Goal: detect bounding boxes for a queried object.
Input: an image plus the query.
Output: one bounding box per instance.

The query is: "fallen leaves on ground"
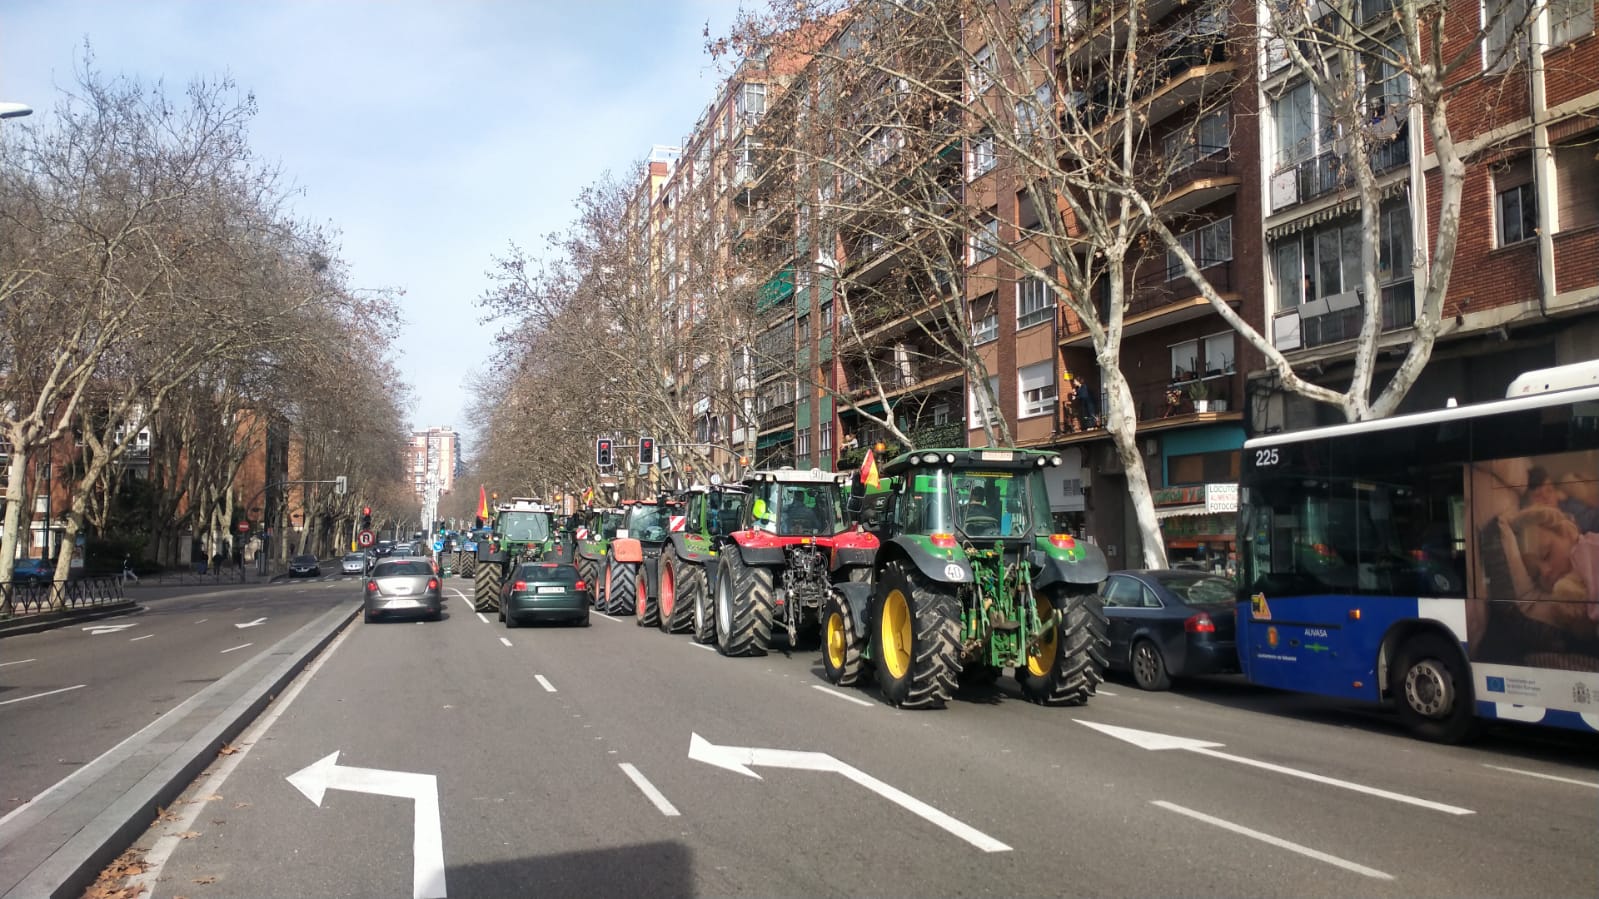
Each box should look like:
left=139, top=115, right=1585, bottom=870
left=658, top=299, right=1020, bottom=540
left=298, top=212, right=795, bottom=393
left=192, top=875, right=217, bottom=885
left=216, top=744, right=239, bottom=756
left=174, top=831, right=201, bottom=840
left=231, top=801, right=251, bottom=809
left=82, top=847, right=147, bottom=898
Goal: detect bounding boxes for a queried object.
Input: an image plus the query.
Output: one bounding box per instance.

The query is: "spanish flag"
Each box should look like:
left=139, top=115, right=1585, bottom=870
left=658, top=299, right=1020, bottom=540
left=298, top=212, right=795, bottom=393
left=477, top=485, right=490, bottom=519
left=581, top=486, right=596, bottom=506
left=860, top=449, right=880, bottom=489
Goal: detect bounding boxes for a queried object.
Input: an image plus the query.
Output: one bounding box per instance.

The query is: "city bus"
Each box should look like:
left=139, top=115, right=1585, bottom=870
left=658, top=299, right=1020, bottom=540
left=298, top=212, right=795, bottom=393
left=1238, top=361, right=1599, bottom=742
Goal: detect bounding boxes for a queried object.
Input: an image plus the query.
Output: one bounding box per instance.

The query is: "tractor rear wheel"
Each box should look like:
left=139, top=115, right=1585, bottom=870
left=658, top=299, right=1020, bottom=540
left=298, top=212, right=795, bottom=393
left=1016, top=585, right=1108, bottom=706
left=576, top=556, right=598, bottom=607
left=456, top=552, right=476, bottom=578
left=692, top=565, right=716, bottom=644
left=659, top=552, right=697, bottom=634
left=821, top=592, right=863, bottom=686
left=715, top=550, right=774, bottom=657
left=605, top=559, right=638, bottom=616
left=473, top=562, right=502, bottom=614
left=871, top=563, right=960, bottom=709
left=635, top=563, right=659, bottom=628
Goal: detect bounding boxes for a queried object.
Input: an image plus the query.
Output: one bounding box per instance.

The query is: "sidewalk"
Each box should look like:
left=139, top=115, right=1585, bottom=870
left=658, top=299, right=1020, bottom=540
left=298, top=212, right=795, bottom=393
left=0, top=599, right=359, bottom=899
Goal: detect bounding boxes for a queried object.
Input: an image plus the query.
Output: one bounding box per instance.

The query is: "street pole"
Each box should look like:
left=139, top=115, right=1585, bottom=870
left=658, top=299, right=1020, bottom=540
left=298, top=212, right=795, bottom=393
left=42, top=460, right=51, bottom=563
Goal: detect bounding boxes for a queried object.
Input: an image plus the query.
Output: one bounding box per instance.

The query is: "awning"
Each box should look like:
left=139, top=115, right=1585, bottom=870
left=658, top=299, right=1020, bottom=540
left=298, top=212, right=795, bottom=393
left=756, top=266, right=795, bottom=312
left=1155, top=504, right=1210, bottom=520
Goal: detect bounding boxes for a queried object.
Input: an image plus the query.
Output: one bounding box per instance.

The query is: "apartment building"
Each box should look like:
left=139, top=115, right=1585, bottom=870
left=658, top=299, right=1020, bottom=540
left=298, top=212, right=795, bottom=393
left=407, top=426, right=461, bottom=501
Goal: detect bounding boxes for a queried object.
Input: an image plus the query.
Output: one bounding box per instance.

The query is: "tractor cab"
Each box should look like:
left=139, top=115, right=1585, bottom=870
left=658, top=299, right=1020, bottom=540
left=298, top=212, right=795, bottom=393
left=744, top=469, right=846, bottom=537
left=616, top=498, right=681, bottom=544
left=494, top=499, right=556, bottom=546
left=679, top=483, right=749, bottom=542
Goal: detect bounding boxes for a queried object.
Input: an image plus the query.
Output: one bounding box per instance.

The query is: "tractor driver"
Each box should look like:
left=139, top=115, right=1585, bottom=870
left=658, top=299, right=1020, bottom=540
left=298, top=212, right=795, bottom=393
left=783, top=489, right=820, bottom=534
left=959, top=483, right=1001, bottom=537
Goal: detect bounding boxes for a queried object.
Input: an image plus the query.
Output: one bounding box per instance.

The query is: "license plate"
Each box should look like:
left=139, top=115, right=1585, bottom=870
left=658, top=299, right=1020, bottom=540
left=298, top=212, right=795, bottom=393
left=537, top=586, right=564, bottom=594
left=390, top=585, right=412, bottom=594
left=384, top=599, right=420, bottom=609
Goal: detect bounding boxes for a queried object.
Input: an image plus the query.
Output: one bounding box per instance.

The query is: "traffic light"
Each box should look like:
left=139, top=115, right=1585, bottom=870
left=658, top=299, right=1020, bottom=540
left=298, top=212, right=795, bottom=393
left=335, top=475, right=347, bottom=495
left=638, top=436, right=655, bottom=466
left=361, top=506, right=372, bottom=530
left=596, top=438, right=614, bottom=468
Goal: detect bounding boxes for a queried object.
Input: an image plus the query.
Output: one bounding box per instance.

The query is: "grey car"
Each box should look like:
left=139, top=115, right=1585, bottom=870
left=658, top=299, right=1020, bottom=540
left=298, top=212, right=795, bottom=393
left=340, top=553, right=367, bottom=575
left=364, top=559, right=443, bottom=623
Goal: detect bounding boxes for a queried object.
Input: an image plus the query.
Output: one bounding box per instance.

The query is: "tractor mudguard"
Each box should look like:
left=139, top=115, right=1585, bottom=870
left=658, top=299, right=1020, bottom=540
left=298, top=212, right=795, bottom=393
left=611, top=538, right=644, bottom=564
left=669, top=532, right=718, bottom=565
left=1029, top=543, right=1110, bottom=590
left=833, top=581, right=872, bottom=634
left=727, top=533, right=784, bottom=567
left=477, top=546, right=508, bottom=564
left=887, top=536, right=973, bottom=585
left=829, top=541, right=878, bottom=574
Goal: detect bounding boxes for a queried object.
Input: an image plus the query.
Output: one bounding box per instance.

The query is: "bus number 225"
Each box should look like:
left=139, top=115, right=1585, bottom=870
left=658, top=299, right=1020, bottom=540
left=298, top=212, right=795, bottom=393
left=1254, top=448, right=1280, bottom=467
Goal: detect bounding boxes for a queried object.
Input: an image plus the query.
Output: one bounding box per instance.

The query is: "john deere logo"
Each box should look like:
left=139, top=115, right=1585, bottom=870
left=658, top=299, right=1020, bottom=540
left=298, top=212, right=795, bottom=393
left=1266, top=626, right=1279, bottom=649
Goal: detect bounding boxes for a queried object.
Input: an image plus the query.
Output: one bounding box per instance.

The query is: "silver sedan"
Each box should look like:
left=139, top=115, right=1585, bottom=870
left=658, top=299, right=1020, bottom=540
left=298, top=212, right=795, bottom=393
left=363, top=559, right=443, bottom=623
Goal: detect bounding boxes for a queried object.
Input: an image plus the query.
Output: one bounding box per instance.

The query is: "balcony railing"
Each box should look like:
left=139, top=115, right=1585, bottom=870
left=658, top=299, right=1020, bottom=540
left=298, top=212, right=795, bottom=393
left=1272, top=280, right=1416, bottom=351
left=1105, top=258, right=1236, bottom=320
left=1060, top=374, right=1238, bottom=435
left=1270, top=124, right=1410, bottom=211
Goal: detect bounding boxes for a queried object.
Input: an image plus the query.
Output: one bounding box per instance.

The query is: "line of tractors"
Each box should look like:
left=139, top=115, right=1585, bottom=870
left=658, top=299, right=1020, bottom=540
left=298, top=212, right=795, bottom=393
left=452, top=447, right=1110, bottom=709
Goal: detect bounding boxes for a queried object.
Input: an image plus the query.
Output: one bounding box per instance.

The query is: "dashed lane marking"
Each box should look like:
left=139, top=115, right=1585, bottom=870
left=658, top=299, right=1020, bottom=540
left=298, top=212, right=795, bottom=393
left=0, top=684, right=87, bottom=707
left=499, top=637, right=513, bottom=647
left=1153, top=800, right=1393, bottom=880
left=476, top=613, right=489, bottom=624
left=130, top=634, right=154, bottom=642
left=619, top=763, right=681, bottom=817
left=811, top=684, right=873, bottom=707
left=535, top=675, right=557, bottom=693
left=593, top=612, right=621, bottom=622
left=219, top=643, right=253, bottom=654
left=1482, top=763, right=1599, bottom=789
left=0, top=659, right=36, bottom=668
left=692, top=644, right=716, bottom=652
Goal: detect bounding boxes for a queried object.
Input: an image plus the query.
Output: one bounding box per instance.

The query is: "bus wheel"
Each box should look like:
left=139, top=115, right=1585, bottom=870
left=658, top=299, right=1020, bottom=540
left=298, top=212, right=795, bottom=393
left=1391, top=633, right=1481, bottom=744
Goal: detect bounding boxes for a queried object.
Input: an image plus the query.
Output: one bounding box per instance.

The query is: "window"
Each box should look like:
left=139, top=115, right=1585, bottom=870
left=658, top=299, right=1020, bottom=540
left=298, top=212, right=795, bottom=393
left=737, top=82, right=767, bottom=122
left=820, top=301, right=834, bottom=329
left=932, top=403, right=952, bottom=426
left=1551, top=0, right=1595, bottom=45
left=1163, top=111, right=1230, bottom=168
left=1023, top=0, right=1052, bottom=52
left=1554, top=138, right=1599, bottom=232
left=1483, top=0, right=1532, bottom=70
left=969, top=375, right=1001, bottom=429
left=1495, top=156, right=1537, bottom=246
left=968, top=132, right=997, bottom=179
left=1273, top=81, right=1327, bottom=168
left=1018, top=361, right=1057, bottom=419
left=1203, top=332, right=1235, bottom=376
left=1167, top=217, right=1232, bottom=279
left=1017, top=276, right=1056, bottom=329
left=971, top=215, right=1000, bottom=263
left=972, top=293, right=999, bottom=344
left=819, top=423, right=832, bottom=453
left=1168, top=450, right=1241, bottom=485
left=1171, top=340, right=1199, bottom=382
left=796, top=428, right=811, bottom=458
left=1103, top=576, right=1150, bottom=608
left=970, top=44, right=995, bottom=96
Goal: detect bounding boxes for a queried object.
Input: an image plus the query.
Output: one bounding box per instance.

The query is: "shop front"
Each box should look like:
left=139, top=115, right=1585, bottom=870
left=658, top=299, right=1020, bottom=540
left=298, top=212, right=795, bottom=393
left=1153, top=483, right=1238, bottom=575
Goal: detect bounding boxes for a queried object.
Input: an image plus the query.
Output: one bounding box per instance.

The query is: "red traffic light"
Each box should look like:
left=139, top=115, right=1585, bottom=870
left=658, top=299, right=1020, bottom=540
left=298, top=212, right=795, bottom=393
left=362, top=506, right=371, bottom=516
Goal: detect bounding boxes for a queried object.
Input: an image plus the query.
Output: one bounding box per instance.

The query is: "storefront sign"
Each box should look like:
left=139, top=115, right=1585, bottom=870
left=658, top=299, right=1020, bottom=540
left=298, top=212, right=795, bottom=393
left=1152, top=485, right=1206, bottom=507
left=1205, top=483, right=1239, bottom=513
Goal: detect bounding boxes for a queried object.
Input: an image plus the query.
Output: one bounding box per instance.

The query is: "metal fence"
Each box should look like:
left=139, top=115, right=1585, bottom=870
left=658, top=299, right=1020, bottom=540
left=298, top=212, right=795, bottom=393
left=1, top=576, right=128, bottom=618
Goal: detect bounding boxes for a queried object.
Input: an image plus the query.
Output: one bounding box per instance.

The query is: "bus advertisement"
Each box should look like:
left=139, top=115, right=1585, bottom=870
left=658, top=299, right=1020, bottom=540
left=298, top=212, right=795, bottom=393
left=1238, top=365, right=1599, bottom=742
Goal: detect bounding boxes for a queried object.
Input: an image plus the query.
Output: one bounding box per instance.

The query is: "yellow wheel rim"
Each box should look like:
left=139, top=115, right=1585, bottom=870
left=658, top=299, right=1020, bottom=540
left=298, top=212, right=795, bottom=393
left=881, top=589, right=912, bottom=679
left=826, top=611, right=847, bottom=670
left=1027, top=605, right=1059, bottom=677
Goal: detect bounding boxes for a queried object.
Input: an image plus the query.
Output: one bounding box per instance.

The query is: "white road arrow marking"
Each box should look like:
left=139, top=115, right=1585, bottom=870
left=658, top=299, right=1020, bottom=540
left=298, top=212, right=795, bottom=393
left=688, top=733, right=1011, bottom=852
left=235, top=617, right=267, bottom=629
left=82, top=623, right=137, bottom=635
left=287, top=751, right=445, bottom=898
left=1077, top=721, right=1474, bottom=815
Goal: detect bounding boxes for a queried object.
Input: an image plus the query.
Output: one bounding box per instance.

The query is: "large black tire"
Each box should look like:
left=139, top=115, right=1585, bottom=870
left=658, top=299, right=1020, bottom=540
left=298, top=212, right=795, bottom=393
left=605, top=558, right=638, bottom=616
left=1017, top=585, right=1108, bottom=706
left=692, top=565, right=716, bottom=644
left=575, top=556, right=599, bottom=606
left=456, top=552, right=476, bottom=578
left=821, top=592, right=863, bottom=686
left=658, top=551, right=697, bottom=634
left=635, top=560, right=660, bottom=628
left=715, top=550, right=774, bottom=657
left=871, top=563, right=960, bottom=708
left=473, top=562, right=503, bottom=614
left=1391, top=632, right=1482, bottom=744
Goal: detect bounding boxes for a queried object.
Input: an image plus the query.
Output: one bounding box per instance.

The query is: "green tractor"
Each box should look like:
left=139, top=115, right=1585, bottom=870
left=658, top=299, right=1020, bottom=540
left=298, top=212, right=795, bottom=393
left=572, top=507, right=623, bottom=604
left=824, top=448, right=1109, bottom=708
left=656, top=483, right=748, bottom=639
left=472, top=498, right=560, bottom=613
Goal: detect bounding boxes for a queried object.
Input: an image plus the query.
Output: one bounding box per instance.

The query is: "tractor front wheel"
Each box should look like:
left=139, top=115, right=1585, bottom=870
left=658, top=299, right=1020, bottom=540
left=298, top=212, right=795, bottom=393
left=605, top=558, right=638, bottom=616
left=821, top=592, right=863, bottom=686
left=473, top=561, right=502, bottom=614
left=871, top=564, right=960, bottom=709
left=715, top=550, right=774, bottom=657
left=635, top=563, right=659, bottom=628
left=659, top=552, right=697, bottom=634
left=456, top=552, right=476, bottom=578
left=1016, top=585, right=1108, bottom=706
left=576, top=556, right=598, bottom=607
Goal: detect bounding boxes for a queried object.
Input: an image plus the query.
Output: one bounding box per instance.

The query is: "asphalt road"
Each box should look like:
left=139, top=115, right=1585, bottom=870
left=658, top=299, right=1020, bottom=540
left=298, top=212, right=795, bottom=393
left=0, top=573, right=359, bottom=817
left=122, top=584, right=1597, bottom=898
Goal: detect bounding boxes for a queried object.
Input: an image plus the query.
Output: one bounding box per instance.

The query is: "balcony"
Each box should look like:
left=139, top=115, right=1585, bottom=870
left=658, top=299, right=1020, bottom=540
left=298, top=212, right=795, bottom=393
left=1072, top=43, right=1234, bottom=132
left=1055, top=373, right=1241, bottom=440
left=1271, top=280, right=1416, bottom=351
left=1269, top=124, right=1410, bottom=213
left=1061, top=260, right=1241, bottom=348
left=1062, top=0, right=1188, bottom=68
left=1153, top=151, right=1241, bottom=215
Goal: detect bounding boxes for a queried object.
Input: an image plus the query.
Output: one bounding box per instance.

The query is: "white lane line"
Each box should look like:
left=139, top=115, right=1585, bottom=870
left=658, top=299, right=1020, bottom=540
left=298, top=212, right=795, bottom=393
left=499, top=637, right=513, bottom=647
left=193, top=619, right=208, bottom=624
left=534, top=675, right=557, bottom=693
left=593, top=612, right=621, bottom=622
left=618, top=763, right=681, bottom=817
left=219, top=643, right=253, bottom=654
left=0, top=659, right=36, bottom=668
left=129, top=622, right=357, bottom=894
left=692, top=643, right=716, bottom=652
left=475, top=613, right=489, bottom=624
left=0, top=684, right=87, bottom=707
left=1153, top=800, right=1393, bottom=880
left=1097, top=688, right=1119, bottom=696
left=130, top=634, right=154, bottom=642
left=1483, top=763, right=1599, bottom=789
left=812, top=684, right=873, bottom=707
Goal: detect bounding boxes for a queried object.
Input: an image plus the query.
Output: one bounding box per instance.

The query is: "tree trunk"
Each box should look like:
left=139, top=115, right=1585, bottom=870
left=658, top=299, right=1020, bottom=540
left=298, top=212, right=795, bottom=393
left=1101, top=363, right=1169, bottom=570
left=0, top=444, right=31, bottom=586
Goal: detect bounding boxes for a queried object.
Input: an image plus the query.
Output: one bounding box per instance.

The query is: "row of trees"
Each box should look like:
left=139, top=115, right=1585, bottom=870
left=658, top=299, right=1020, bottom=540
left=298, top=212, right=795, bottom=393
left=1, top=57, right=412, bottom=589
left=473, top=0, right=1530, bottom=566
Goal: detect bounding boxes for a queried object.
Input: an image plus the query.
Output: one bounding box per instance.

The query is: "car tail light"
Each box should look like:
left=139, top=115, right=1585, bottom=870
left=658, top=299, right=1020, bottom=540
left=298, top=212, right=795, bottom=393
left=929, top=532, right=956, bottom=548
left=512, top=581, right=527, bottom=591
left=366, top=581, right=378, bottom=592
left=427, top=578, right=439, bottom=590
left=1185, top=613, right=1216, bottom=634
left=575, top=580, right=587, bottom=591
left=1049, top=534, right=1077, bottom=549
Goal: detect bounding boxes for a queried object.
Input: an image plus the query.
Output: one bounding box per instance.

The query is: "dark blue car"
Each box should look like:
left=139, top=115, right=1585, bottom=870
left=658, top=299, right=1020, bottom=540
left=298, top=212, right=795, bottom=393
left=12, top=557, right=55, bottom=586
left=1102, top=569, right=1238, bottom=690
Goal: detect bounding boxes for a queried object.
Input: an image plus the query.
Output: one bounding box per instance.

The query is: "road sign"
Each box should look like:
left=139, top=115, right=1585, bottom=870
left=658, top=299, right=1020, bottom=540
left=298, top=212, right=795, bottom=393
left=238, top=521, right=251, bottom=533
left=288, top=751, right=444, bottom=899
left=357, top=529, right=376, bottom=548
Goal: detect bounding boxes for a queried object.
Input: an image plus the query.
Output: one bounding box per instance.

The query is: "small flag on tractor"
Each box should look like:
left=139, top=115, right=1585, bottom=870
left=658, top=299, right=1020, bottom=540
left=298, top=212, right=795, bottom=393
left=581, top=486, right=596, bottom=506
left=860, top=449, right=880, bottom=489
left=477, top=485, right=490, bottom=520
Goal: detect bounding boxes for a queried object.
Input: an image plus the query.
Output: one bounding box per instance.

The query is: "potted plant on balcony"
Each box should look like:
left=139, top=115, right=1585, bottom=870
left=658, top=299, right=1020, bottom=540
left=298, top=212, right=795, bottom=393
left=1187, top=379, right=1214, bottom=413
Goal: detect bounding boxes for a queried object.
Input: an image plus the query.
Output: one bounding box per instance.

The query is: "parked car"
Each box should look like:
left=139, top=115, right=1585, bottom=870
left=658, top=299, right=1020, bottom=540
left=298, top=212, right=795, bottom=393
left=1102, top=569, right=1238, bottom=690
left=499, top=562, right=589, bottom=627
left=340, top=553, right=367, bottom=575
left=364, top=558, right=443, bottom=623
left=12, top=557, right=55, bottom=586
left=287, top=554, right=321, bottom=578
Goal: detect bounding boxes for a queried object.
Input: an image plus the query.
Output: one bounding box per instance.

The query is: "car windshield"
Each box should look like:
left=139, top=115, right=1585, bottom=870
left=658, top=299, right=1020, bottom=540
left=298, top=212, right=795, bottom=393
left=343, top=554, right=364, bottom=562
left=1155, top=573, right=1236, bottom=606
left=292, top=555, right=317, bottom=564
left=499, top=512, right=551, bottom=542
left=518, top=563, right=578, bottom=583
left=373, top=561, right=433, bottom=577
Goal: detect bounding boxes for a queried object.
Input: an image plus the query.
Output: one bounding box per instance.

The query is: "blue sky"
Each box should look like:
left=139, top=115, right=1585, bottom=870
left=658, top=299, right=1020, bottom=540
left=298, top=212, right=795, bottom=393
left=0, top=0, right=739, bottom=453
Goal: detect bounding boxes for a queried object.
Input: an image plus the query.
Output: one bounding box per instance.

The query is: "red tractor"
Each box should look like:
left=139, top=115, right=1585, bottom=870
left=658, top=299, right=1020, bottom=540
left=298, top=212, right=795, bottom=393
left=709, top=469, right=878, bottom=656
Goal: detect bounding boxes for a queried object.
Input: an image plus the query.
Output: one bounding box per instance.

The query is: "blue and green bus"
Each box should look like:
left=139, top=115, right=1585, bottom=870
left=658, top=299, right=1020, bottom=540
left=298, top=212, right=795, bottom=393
left=1238, top=361, right=1599, bottom=741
